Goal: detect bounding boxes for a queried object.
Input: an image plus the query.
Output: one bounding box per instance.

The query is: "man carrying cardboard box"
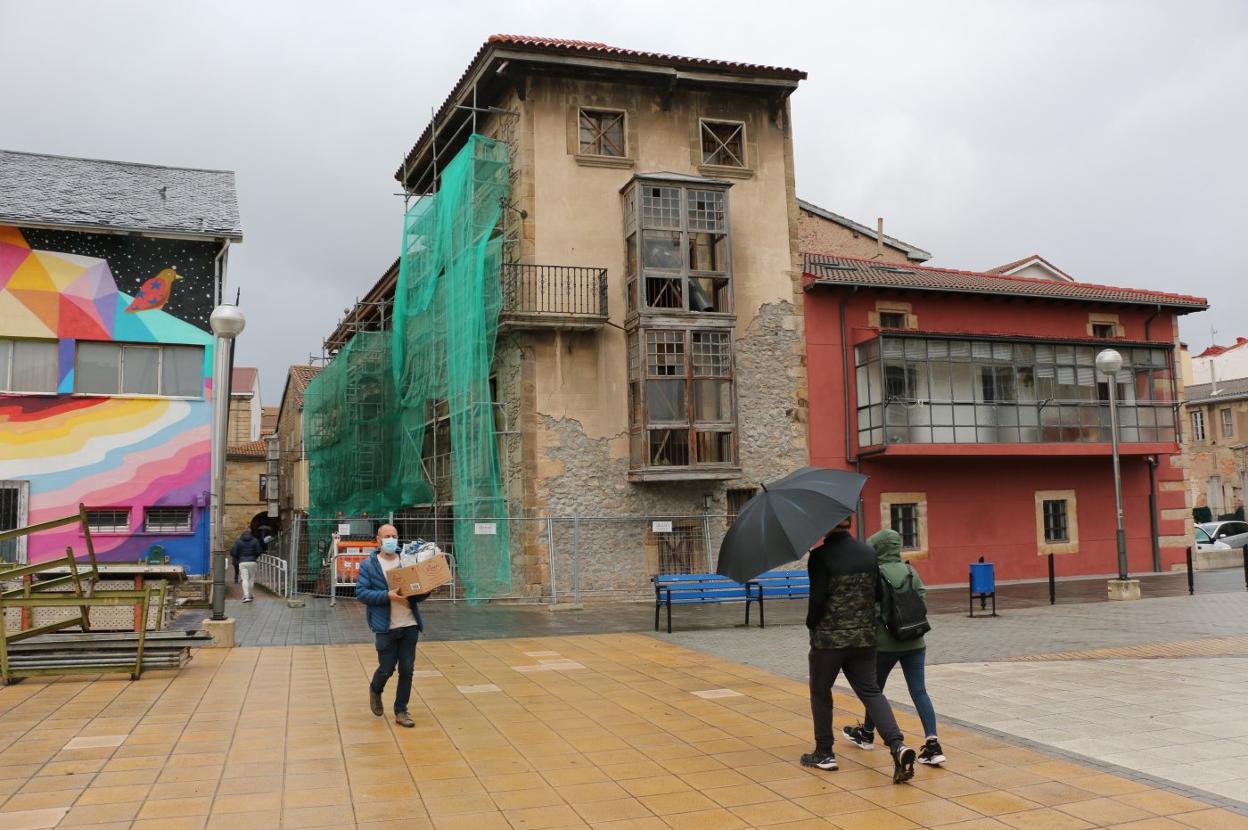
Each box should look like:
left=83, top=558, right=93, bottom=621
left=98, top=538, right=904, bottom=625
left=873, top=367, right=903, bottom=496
left=355, top=524, right=427, bottom=728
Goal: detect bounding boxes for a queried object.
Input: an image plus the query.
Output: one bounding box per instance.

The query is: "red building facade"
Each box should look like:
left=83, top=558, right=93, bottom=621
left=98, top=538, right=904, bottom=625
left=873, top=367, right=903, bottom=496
left=802, top=254, right=1208, bottom=586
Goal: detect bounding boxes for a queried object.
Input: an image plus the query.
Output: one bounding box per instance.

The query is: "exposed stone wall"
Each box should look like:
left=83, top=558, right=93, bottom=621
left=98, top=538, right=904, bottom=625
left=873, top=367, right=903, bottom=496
left=797, top=209, right=915, bottom=265
left=516, top=300, right=807, bottom=599
left=223, top=457, right=265, bottom=545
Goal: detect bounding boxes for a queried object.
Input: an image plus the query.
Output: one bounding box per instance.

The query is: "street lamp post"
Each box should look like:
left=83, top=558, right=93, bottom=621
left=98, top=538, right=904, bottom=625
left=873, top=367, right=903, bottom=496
left=209, top=305, right=246, bottom=622
left=1096, top=348, right=1138, bottom=599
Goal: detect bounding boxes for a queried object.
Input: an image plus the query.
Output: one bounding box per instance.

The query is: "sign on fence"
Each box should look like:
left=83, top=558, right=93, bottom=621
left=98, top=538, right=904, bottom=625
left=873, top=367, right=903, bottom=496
left=473, top=522, right=497, bottom=536
left=651, top=521, right=673, bottom=533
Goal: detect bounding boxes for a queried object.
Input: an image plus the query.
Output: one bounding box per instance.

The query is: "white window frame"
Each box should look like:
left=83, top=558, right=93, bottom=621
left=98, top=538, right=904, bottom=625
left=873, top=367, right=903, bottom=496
left=1191, top=409, right=1206, bottom=441
left=1221, top=408, right=1233, bottom=439
left=85, top=508, right=131, bottom=535
left=143, top=506, right=194, bottom=533
left=0, top=337, right=59, bottom=395
left=74, top=342, right=204, bottom=399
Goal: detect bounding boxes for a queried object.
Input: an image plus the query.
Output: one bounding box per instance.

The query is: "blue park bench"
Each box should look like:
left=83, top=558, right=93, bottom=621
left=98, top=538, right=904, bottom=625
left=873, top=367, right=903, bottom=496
left=652, top=570, right=811, bottom=633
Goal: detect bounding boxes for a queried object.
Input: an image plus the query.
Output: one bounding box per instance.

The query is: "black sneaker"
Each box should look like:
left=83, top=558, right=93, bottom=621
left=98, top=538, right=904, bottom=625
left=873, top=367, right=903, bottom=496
left=891, top=744, right=916, bottom=783
left=842, top=724, right=875, bottom=750
left=918, top=738, right=945, bottom=766
left=800, top=750, right=838, bottom=771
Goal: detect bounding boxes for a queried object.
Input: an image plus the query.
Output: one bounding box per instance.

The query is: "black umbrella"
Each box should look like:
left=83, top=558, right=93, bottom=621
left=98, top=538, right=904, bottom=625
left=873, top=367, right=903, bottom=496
left=715, top=466, right=867, bottom=583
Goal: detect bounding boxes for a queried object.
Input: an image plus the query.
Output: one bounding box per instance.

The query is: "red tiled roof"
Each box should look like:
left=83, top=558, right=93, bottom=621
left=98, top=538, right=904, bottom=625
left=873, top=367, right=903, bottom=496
left=1197, top=337, right=1248, bottom=358
left=289, top=365, right=320, bottom=411
left=985, top=254, right=1074, bottom=282
left=397, top=35, right=805, bottom=182
left=230, top=366, right=258, bottom=392
left=803, top=254, right=1208, bottom=311
left=227, top=438, right=266, bottom=459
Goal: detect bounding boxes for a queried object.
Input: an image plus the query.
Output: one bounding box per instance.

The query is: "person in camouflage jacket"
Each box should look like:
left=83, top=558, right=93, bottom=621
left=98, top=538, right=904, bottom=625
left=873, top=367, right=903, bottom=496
left=802, top=517, right=916, bottom=783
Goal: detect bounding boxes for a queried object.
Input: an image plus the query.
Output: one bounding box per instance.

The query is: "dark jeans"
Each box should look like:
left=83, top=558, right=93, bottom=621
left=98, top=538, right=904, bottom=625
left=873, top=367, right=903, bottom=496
left=809, top=646, right=903, bottom=754
left=371, top=624, right=420, bottom=713
left=864, top=648, right=938, bottom=738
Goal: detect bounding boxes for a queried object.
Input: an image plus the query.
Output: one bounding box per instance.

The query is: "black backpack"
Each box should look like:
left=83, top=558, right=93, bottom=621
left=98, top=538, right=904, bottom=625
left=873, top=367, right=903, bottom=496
left=880, top=565, right=931, bottom=641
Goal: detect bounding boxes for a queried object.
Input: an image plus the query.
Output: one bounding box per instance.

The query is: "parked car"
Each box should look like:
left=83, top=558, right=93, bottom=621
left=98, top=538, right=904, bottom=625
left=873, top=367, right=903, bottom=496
left=1197, top=520, right=1248, bottom=551
left=1195, top=525, right=1231, bottom=553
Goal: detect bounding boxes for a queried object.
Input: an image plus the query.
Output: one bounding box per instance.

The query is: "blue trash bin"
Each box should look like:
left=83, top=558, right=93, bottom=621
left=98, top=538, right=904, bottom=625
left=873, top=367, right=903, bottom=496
left=969, top=562, right=995, bottom=595
left=968, top=561, right=998, bottom=617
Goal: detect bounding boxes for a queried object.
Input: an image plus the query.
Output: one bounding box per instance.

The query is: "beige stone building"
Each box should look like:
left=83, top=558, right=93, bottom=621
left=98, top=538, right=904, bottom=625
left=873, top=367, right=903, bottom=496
left=223, top=439, right=268, bottom=547
left=274, top=365, right=319, bottom=536
left=227, top=367, right=261, bottom=446
left=321, top=35, right=826, bottom=597
left=1183, top=377, right=1248, bottom=519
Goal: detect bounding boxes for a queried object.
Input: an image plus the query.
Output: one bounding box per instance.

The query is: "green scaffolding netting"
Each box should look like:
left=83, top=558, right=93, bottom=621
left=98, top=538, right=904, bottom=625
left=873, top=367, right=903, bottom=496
left=304, top=134, right=511, bottom=598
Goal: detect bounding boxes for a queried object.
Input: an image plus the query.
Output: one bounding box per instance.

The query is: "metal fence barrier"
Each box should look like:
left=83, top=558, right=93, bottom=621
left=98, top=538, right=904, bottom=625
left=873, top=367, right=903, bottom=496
left=255, top=554, right=288, bottom=598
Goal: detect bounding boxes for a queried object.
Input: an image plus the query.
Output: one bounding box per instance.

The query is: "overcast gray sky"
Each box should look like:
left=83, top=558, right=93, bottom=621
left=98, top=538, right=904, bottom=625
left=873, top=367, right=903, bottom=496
left=2, top=0, right=1244, bottom=403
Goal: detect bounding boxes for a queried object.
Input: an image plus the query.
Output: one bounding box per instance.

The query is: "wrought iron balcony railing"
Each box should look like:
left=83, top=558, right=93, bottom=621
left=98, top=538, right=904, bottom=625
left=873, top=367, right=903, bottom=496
left=500, top=264, right=608, bottom=330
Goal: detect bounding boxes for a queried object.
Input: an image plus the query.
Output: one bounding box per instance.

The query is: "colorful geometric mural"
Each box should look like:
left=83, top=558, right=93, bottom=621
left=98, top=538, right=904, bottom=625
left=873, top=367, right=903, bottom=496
left=0, top=225, right=215, bottom=573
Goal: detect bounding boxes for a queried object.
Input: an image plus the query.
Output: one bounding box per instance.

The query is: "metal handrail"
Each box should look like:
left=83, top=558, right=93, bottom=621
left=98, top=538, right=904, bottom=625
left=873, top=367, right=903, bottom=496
left=501, top=264, right=608, bottom=318
left=256, top=554, right=288, bottom=598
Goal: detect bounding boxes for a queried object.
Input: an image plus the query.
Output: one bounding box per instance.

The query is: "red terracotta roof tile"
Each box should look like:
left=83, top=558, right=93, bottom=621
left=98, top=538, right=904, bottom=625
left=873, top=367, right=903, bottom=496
left=289, top=365, right=321, bottom=411
left=397, top=35, right=805, bottom=182
left=803, top=254, right=1207, bottom=311
left=230, top=366, right=258, bottom=392
left=227, top=438, right=266, bottom=459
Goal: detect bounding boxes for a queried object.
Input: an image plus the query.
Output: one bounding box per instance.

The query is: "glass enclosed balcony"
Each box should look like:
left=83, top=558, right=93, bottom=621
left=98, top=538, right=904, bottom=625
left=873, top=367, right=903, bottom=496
left=855, top=336, right=1177, bottom=448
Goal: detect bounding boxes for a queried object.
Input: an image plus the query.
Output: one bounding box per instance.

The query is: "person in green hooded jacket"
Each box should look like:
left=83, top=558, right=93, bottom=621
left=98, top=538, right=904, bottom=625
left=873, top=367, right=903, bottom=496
left=842, top=529, right=945, bottom=766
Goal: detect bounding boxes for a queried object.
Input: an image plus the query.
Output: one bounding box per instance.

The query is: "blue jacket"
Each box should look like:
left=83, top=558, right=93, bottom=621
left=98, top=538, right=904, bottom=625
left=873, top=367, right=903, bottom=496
left=356, top=555, right=426, bottom=634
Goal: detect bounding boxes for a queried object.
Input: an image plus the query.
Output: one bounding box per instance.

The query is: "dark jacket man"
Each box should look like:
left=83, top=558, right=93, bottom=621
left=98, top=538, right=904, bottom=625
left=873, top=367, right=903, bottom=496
left=802, top=520, right=915, bottom=783
left=230, top=531, right=264, bottom=564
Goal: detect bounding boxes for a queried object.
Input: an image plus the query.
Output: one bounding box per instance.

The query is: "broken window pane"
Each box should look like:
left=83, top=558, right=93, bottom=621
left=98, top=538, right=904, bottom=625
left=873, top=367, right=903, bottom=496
left=649, top=429, right=690, bottom=466
left=646, top=379, right=686, bottom=423
left=688, top=232, right=728, bottom=272
left=641, top=230, right=683, bottom=270
left=701, top=121, right=745, bottom=167
left=696, top=431, right=733, bottom=463
left=579, top=109, right=625, bottom=157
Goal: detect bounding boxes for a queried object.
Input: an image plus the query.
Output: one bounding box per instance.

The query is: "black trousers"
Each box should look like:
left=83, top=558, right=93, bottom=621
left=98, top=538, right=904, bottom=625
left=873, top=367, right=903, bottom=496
left=809, top=646, right=903, bottom=753
left=371, top=624, right=420, bottom=713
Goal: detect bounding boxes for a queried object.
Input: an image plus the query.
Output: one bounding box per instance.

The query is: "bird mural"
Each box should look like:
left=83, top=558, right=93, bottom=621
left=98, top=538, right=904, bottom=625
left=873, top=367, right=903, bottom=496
left=125, top=268, right=182, bottom=313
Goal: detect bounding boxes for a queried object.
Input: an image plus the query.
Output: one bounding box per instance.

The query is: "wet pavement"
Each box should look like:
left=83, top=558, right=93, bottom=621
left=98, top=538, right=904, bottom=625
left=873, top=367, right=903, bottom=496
left=176, top=567, right=1247, bottom=648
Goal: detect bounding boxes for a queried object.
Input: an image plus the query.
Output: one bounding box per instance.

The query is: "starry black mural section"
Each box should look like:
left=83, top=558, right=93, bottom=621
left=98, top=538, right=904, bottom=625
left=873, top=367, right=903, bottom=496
left=21, top=228, right=219, bottom=332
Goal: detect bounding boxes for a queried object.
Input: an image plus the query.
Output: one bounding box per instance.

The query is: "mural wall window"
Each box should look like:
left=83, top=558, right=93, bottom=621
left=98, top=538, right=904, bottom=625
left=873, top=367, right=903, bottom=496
left=85, top=508, right=130, bottom=534
left=627, top=328, right=737, bottom=471
left=75, top=342, right=203, bottom=398
left=144, top=506, right=193, bottom=533
left=621, top=180, right=733, bottom=315
left=0, top=338, right=58, bottom=394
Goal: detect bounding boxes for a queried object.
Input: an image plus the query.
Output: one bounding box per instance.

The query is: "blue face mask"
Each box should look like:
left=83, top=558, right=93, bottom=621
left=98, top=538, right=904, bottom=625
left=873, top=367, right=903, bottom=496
left=379, top=538, right=399, bottom=554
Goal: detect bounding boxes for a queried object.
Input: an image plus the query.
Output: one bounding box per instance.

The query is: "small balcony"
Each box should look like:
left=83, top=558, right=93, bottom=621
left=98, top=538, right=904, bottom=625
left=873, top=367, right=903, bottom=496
left=500, top=264, right=608, bottom=331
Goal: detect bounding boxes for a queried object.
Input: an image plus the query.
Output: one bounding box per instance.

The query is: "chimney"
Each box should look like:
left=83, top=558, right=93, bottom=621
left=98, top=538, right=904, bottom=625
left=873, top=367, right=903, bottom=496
left=876, top=217, right=884, bottom=257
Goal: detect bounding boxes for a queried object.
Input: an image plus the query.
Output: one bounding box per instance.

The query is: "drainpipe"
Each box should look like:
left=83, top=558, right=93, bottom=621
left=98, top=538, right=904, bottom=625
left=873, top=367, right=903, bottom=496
left=1147, top=455, right=1161, bottom=572
left=213, top=239, right=231, bottom=308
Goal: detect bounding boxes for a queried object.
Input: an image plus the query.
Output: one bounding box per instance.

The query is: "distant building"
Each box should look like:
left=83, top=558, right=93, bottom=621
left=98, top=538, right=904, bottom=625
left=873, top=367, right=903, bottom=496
left=224, top=438, right=271, bottom=546
left=1182, top=378, right=1248, bottom=519
left=1190, top=337, right=1248, bottom=386
left=227, top=366, right=261, bottom=445
left=803, top=254, right=1206, bottom=583
left=0, top=150, right=241, bottom=572
left=274, top=365, right=320, bottom=539
left=797, top=199, right=931, bottom=265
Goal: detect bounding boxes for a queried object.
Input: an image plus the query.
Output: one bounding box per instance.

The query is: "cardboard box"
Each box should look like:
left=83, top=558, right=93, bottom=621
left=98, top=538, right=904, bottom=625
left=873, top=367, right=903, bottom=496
left=385, top=554, right=452, bottom=596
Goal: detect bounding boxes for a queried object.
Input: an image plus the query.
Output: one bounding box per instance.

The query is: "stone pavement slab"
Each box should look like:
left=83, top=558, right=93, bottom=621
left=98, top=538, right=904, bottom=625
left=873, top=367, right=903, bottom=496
left=924, top=657, right=1248, bottom=807
left=2, top=634, right=1247, bottom=829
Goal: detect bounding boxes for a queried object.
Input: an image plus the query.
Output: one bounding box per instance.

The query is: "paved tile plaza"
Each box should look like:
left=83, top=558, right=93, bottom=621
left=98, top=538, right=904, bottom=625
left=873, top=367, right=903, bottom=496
left=3, top=632, right=1248, bottom=829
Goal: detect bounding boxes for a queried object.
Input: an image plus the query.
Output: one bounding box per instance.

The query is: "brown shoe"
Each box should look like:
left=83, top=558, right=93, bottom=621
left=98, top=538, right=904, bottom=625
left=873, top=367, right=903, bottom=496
left=369, top=690, right=383, bottom=717
left=395, top=711, right=415, bottom=728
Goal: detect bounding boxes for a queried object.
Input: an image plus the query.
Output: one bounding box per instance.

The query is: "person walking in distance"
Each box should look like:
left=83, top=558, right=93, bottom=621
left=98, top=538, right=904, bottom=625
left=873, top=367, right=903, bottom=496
left=355, top=524, right=426, bottom=728
left=843, top=529, right=945, bottom=766
left=803, top=516, right=917, bottom=783
left=230, top=529, right=263, bottom=602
